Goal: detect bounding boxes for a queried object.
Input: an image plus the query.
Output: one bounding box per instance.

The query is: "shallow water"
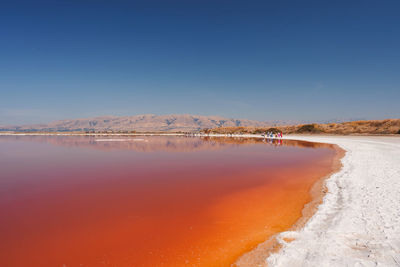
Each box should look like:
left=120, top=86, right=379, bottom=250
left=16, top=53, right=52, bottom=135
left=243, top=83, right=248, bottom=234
left=0, top=136, right=336, bottom=267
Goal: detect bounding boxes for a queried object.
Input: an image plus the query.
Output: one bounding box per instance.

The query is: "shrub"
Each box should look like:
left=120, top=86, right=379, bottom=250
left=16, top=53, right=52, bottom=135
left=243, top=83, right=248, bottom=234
left=296, top=124, right=321, bottom=133
left=253, top=128, right=266, bottom=134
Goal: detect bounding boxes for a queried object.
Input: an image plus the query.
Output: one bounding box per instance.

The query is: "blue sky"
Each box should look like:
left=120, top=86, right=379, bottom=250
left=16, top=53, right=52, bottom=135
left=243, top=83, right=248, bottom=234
left=1, top=0, right=399, bottom=124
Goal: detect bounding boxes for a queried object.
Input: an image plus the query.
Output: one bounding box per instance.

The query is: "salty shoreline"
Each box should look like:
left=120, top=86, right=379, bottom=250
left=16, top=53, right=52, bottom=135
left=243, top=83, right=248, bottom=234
left=235, top=140, right=345, bottom=266
left=266, top=135, right=400, bottom=266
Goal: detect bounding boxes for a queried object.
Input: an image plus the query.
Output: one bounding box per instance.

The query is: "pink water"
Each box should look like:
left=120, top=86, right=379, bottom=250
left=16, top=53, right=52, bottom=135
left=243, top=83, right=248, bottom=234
left=0, top=136, right=337, bottom=267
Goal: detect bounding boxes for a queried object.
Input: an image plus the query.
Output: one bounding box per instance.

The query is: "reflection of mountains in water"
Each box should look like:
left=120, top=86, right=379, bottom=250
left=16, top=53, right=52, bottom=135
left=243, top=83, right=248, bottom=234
left=1, top=135, right=334, bottom=152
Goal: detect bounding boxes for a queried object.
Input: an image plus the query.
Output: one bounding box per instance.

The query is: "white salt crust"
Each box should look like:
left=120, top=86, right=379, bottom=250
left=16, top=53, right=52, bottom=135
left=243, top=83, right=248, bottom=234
left=264, top=136, right=400, bottom=267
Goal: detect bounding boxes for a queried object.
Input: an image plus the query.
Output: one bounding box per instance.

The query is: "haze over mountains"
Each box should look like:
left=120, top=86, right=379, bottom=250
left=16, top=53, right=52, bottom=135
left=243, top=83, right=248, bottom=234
left=0, top=114, right=270, bottom=132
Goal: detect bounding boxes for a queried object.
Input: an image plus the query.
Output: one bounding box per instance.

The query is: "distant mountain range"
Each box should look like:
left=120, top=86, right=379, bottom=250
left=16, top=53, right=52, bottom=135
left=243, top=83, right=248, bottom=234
left=0, top=114, right=270, bottom=132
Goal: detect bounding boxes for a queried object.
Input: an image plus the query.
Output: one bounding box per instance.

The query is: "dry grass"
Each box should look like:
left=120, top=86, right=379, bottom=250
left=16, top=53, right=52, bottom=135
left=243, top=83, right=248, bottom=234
left=203, top=119, right=400, bottom=135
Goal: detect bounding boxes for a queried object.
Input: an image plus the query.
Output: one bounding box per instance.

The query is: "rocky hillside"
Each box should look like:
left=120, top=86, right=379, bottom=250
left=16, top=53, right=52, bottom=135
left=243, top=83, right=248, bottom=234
left=1, top=114, right=269, bottom=132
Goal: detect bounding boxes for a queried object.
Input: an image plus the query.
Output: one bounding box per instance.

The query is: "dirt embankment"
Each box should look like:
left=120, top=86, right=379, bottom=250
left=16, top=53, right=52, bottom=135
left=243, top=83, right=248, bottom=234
left=202, top=119, right=400, bottom=135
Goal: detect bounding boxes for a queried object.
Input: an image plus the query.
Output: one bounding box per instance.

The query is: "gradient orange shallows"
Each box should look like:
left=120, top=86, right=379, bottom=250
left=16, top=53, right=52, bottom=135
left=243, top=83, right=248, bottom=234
left=0, top=136, right=336, bottom=267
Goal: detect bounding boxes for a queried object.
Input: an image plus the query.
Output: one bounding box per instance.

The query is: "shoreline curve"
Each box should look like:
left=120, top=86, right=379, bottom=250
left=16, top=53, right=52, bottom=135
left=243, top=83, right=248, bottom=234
left=234, top=139, right=345, bottom=267
left=264, top=136, right=400, bottom=266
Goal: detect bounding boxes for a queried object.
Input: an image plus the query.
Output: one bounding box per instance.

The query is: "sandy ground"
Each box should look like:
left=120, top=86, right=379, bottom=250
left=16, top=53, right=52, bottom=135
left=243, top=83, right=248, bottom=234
left=264, top=136, right=400, bottom=267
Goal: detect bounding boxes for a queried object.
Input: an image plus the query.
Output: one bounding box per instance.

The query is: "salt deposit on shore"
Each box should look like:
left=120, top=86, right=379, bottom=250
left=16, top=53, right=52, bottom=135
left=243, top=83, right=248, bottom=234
left=265, top=136, right=400, bottom=266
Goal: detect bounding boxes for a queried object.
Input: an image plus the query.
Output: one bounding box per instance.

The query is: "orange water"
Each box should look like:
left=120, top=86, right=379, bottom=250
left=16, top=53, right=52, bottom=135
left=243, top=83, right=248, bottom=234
left=0, top=136, right=336, bottom=267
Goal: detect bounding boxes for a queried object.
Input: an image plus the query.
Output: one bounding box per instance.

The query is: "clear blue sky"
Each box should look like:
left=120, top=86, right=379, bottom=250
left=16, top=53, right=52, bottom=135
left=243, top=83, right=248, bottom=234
left=1, top=0, right=399, bottom=124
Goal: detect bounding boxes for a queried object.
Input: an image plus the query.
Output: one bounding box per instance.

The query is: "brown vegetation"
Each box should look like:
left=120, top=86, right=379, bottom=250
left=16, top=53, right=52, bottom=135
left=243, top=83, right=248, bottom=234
left=202, top=119, right=400, bottom=135
left=296, top=124, right=321, bottom=133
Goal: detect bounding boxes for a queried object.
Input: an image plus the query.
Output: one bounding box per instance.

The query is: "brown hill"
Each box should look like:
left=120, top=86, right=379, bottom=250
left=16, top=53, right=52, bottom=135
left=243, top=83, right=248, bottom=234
left=204, top=119, right=400, bottom=135
left=1, top=114, right=268, bottom=132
